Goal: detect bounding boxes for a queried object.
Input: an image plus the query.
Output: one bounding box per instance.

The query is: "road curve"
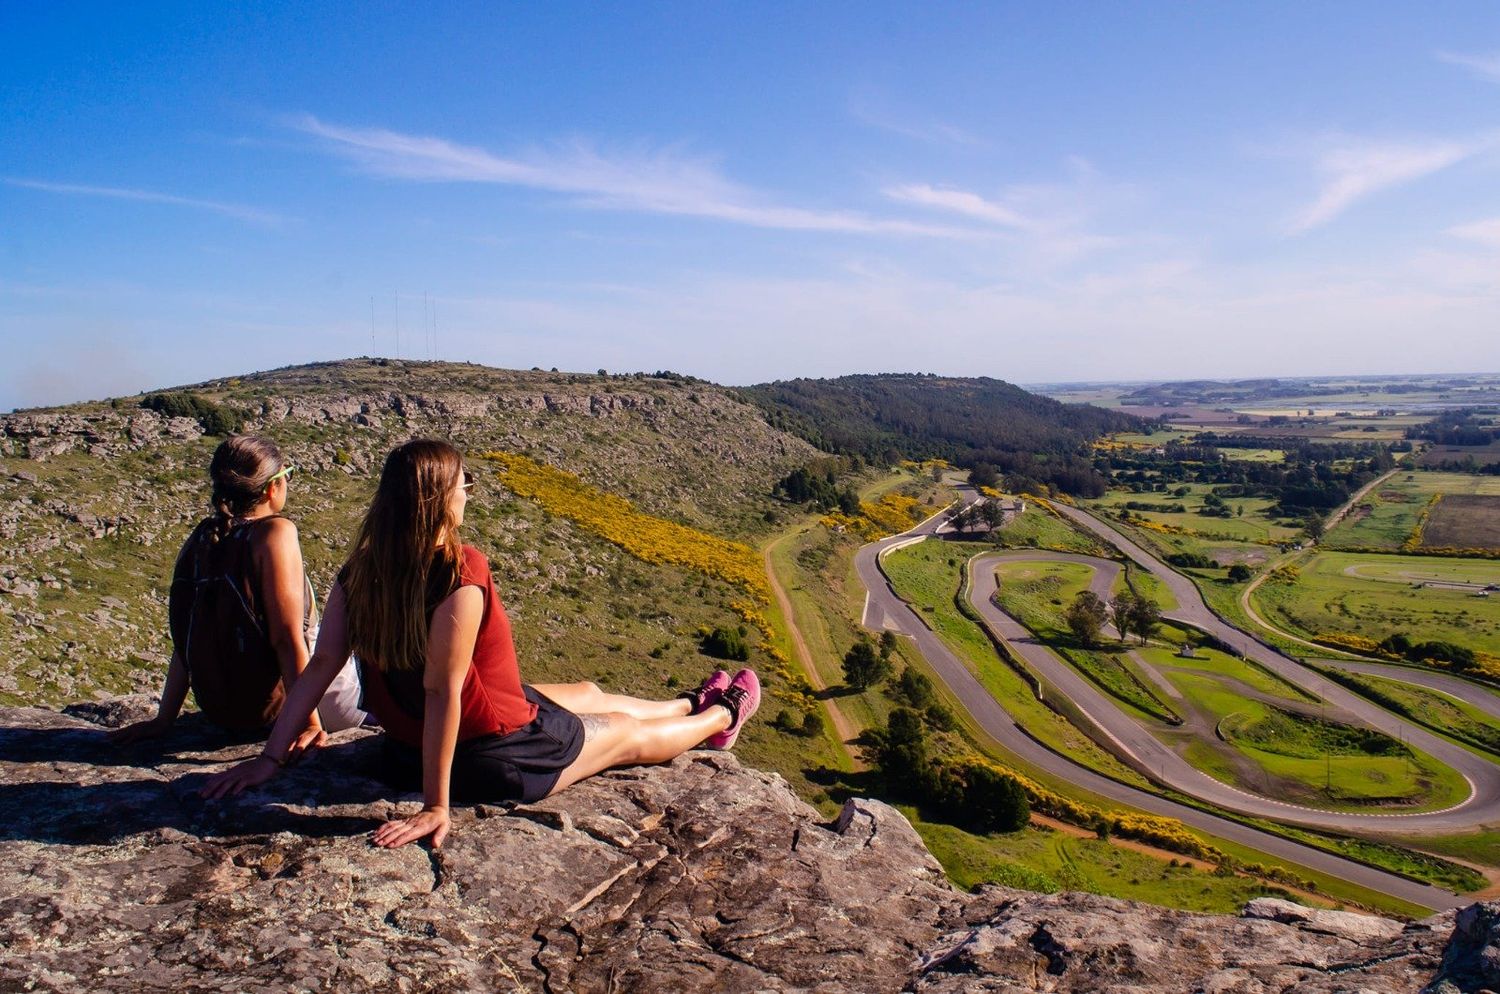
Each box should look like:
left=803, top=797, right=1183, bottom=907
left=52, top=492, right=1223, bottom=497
left=1049, top=502, right=1500, bottom=834
left=851, top=507, right=1466, bottom=911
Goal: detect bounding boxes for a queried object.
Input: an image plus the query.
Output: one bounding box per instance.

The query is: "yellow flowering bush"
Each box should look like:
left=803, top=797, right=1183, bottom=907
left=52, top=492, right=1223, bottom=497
left=480, top=451, right=771, bottom=605
left=1404, top=494, right=1442, bottom=552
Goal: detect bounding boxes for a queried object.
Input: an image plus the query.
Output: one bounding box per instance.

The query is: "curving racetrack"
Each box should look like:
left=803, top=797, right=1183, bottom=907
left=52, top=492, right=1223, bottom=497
left=852, top=496, right=1483, bottom=910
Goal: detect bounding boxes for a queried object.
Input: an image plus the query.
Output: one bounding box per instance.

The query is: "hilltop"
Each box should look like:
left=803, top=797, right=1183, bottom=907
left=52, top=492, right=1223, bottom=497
left=0, top=359, right=821, bottom=719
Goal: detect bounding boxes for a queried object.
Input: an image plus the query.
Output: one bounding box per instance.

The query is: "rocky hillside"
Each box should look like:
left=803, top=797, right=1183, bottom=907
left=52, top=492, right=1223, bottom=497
left=0, top=697, right=1491, bottom=993
left=0, top=360, right=819, bottom=710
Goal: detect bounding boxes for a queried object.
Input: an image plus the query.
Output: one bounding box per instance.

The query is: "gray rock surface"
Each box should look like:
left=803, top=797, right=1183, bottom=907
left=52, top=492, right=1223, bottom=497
left=0, top=698, right=1491, bottom=993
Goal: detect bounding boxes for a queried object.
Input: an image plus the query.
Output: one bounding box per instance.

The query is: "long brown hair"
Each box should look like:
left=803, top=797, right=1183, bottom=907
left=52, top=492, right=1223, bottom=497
left=207, top=435, right=285, bottom=542
left=343, top=439, right=465, bottom=672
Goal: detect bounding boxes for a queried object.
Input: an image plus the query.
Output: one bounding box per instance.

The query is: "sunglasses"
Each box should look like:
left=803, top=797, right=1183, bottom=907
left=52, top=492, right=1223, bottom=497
left=267, top=464, right=296, bottom=485
left=461, top=469, right=475, bottom=491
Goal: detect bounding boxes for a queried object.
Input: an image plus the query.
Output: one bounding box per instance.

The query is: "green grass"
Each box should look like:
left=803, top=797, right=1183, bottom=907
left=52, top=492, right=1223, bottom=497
left=1320, top=667, right=1500, bottom=757
left=1138, top=645, right=1310, bottom=703
left=1254, top=551, right=1500, bottom=658
left=990, top=561, right=1177, bottom=723
left=994, top=504, right=1109, bottom=556
left=1323, top=471, right=1500, bottom=551
left=881, top=540, right=1155, bottom=787
left=1090, top=484, right=1301, bottom=546
left=911, top=813, right=1322, bottom=913
left=1392, top=830, right=1500, bottom=874
left=1120, top=562, right=1180, bottom=612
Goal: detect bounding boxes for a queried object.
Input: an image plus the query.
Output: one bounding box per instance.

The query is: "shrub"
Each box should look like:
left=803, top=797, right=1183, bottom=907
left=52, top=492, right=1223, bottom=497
left=140, top=391, right=242, bottom=436
left=700, top=626, right=749, bottom=662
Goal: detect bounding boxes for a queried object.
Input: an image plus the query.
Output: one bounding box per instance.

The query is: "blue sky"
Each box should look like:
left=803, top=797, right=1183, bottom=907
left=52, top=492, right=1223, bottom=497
left=4, top=3, right=1500, bottom=411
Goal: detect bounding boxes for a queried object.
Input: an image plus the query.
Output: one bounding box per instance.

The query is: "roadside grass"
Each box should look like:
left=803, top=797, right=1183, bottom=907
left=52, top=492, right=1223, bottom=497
left=1323, top=471, right=1500, bottom=551
left=994, top=504, right=1109, bottom=556
left=1119, top=562, right=1180, bottom=612
left=881, top=540, right=1156, bottom=788
left=1138, top=645, right=1310, bottom=704
left=1268, top=825, right=1491, bottom=894
left=1318, top=667, right=1500, bottom=757
left=1392, top=830, right=1500, bottom=874
left=910, top=813, right=1325, bottom=914
left=1253, top=551, right=1500, bottom=658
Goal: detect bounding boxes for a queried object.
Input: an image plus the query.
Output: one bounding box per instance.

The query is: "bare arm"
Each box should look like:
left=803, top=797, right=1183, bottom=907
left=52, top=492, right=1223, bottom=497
left=256, top=517, right=323, bottom=743
left=372, top=585, right=483, bottom=849
left=198, top=582, right=354, bottom=798
left=108, top=649, right=190, bottom=745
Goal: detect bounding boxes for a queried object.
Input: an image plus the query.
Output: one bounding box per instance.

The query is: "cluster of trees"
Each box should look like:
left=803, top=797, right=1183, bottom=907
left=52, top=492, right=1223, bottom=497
left=1065, top=589, right=1161, bottom=646
left=1097, top=437, right=1394, bottom=519
left=139, top=392, right=242, bottom=436
left=774, top=464, right=860, bottom=513
left=948, top=499, right=1010, bottom=534
left=741, top=373, right=1138, bottom=496
left=1406, top=411, right=1500, bottom=447
left=870, top=708, right=1029, bottom=833
left=700, top=626, right=750, bottom=662
left=1378, top=634, right=1478, bottom=670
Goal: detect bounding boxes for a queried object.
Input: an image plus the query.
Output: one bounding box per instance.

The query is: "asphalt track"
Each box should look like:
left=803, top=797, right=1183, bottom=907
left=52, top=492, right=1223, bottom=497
left=852, top=499, right=1472, bottom=911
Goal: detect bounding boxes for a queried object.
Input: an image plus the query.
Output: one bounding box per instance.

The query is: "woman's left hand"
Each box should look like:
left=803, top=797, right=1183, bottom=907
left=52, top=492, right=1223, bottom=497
left=373, top=805, right=451, bottom=849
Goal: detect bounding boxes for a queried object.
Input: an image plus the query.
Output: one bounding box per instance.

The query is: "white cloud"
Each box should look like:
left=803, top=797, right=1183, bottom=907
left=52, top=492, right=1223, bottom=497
left=289, top=114, right=973, bottom=237
left=1437, top=49, right=1500, bottom=82
left=884, top=183, right=1036, bottom=229
left=1447, top=215, right=1500, bottom=246
left=3, top=178, right=288, bottom=224
left=1287, top=138, right=1476, bottom=233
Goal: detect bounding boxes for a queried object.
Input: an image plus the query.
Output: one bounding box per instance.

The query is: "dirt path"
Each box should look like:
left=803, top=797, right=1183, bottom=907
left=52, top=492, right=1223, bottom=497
left=762, top=532, right=866, bottom=768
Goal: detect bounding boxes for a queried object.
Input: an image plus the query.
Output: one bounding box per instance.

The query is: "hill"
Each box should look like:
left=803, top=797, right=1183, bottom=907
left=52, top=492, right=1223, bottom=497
left=0, top=360, right=821, bottom=734
left=740, top=373, right=1141, bottom=495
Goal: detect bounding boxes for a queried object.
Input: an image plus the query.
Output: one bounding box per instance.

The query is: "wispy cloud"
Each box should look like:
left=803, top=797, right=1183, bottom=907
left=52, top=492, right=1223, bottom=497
left=884, top=184, right=1036, bottom=229
left=1447, top=215, right=1500, bottom=246
left=3, top=178, right=288, bottom=224
left=1287, top=138, right=1477, bottom=233
left=847, top=94, right=983, bottom=148
left=289, top=114, right=970, bottom=237
left=1437, top=49, right=1500, bottom=82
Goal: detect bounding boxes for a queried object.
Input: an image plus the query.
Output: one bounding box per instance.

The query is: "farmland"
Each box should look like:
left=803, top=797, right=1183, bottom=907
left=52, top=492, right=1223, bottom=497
left=1323, top=472, right=1500, bottom=552
left=1422, top=494, right=1500, bottom=552
left=1251, top=552, right=1500, bottom=659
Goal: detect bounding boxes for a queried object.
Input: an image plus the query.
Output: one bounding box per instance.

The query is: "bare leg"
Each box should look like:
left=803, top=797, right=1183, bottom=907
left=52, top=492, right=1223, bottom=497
left=531, top=680, right=692, bottom=720
left=547, top=707, right=732, bottom=796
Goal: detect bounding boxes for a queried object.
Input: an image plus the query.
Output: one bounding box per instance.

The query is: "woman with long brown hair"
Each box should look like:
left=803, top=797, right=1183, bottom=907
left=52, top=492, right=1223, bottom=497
left=202, top=439, right=759, bottom=849
left=111, top=435, right=366, bottom=748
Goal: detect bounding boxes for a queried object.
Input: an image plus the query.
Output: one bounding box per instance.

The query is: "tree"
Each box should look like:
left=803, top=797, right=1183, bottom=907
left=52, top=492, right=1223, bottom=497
left=968, top=462, right=999, bottom=488
left=1128, top=595, right=1161, bottom=645
left=700, top=626, right=749, bottom=661
left=1110, top=591, right=1137, bottom=643
left=1065, top=590, right=1110, bottom=646
left=1303, top=514, right=1325, bottom=542
left=1227, top=563, right=1253, bottom=582
left=843, top=638, right=892, bottom=689
left=891, top=667, right=935, bottom=708
left=879, top=630, right=899, bottom=659
left=874, top=708, right=930, bottom=795
left=961, top=763, right=1030, bottom=833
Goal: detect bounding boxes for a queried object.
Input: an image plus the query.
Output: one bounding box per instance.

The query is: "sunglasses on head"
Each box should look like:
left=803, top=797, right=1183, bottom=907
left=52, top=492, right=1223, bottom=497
left=267, top=464, right=295, bottom=485
left=461, top=469, right=475, bottom=491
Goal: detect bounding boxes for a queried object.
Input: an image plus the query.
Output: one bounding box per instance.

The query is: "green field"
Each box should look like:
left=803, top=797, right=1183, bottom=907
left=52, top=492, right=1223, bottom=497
left=1091, top=483, right=1302, bottom=546
left=1323, top=471, right=1500, bottom=551
left=1137, top=644, right=1311, bottom=704
left=912, top=815, right=1322, bottom=913
left=1253, top=551, right=1500, bottom=658
left=994, top=503, right=1110, bottom=556
left=1320, top=666, right=1500, bottom=757
left=1117, top=563, right=1180, bottom=612
left=1162, top=667, right=1466, bottom=809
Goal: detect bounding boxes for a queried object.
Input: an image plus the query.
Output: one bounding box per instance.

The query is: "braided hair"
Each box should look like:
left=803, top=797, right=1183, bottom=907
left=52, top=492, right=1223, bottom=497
left=207, top=435, right=285, bottom=543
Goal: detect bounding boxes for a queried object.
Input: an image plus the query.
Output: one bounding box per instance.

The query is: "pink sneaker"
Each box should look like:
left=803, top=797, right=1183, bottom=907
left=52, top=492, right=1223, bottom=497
left=705, top=669, right=759, bottom=750
left=679, top=669, right=730, bottom=714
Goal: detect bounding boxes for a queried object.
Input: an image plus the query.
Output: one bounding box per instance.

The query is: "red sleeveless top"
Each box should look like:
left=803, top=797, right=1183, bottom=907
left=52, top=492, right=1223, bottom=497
left=358, top=545, right=538, bottom=747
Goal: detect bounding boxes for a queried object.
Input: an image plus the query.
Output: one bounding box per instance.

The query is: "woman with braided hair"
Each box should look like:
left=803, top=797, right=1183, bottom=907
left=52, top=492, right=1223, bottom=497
left=201, top=438, right=759, bottom=850
left=110, top=435, right=365, bottom=748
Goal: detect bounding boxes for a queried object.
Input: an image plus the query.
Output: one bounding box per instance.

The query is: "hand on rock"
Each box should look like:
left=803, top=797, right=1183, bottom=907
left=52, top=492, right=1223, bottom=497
left=199, top=755, right=279, bottom=799
left=373, top=806, right=450, bottom=849
left=107, top=716, right=170, bottom=746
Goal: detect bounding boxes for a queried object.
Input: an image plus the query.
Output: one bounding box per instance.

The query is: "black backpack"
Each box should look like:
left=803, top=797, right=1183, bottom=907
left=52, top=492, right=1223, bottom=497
left=168, top=517, right=312, bottom=730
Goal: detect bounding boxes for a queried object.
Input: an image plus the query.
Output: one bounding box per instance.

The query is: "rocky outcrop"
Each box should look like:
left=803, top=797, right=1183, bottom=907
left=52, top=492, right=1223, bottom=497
left=0, top=698, right=1490, bottom=993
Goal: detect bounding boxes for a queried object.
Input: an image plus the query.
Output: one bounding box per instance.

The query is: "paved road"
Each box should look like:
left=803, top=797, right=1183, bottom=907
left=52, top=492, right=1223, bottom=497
left=1049, top=502, right=1500, bottom=835
left=1319, top=658, right=1500, bottom=724
left=852, top=504, right=1466, bottom=911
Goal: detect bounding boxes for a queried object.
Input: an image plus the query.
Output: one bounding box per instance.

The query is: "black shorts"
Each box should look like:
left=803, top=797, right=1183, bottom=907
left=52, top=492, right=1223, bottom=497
left=378, top=686, right=586, bottom=803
